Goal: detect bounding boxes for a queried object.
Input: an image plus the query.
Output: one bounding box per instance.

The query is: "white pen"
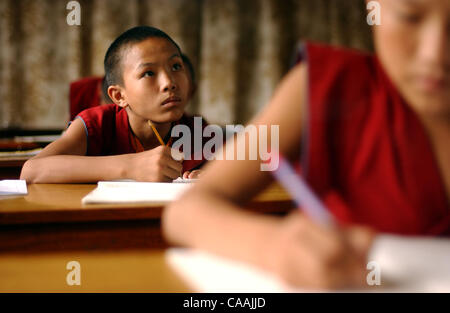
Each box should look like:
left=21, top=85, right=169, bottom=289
left=272, top=155, right=335, bottom=227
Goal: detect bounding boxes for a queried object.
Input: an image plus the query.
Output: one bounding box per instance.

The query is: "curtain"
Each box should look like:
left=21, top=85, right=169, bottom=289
left=0, top=0, right=372, bottom=129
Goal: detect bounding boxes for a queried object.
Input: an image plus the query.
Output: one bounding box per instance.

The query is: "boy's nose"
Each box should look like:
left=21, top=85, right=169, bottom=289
left=163, top=84, right=177, bottom=92
left=160, top=72, right=177, bottom=92
left=417, top=21, right=449, bottom=69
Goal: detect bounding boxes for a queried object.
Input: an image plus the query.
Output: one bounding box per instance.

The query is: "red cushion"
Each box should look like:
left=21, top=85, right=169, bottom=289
left=69, top=76, right=103, bottom=120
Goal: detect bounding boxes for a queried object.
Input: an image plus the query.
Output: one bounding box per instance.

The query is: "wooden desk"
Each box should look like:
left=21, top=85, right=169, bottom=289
left=0, top=249, right=190, bottom=292
left=0, top=141, right=43, bottom=179
left=0, top=183, right=294, bottom=252
left=0, top=156, right=29, bottom=179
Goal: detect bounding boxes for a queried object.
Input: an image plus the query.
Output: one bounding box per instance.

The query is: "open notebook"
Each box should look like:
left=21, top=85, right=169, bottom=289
left=0, top=180, right=28, bottom=196
left=166, top=234, right=450, bottom=293
left=81, top=180, right=195, bottom=204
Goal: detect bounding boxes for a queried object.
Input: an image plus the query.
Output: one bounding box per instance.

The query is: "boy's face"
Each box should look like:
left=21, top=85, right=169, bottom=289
left=118, top=37, right=189, bottom=123
left=373, top=0, right=450, bottom=118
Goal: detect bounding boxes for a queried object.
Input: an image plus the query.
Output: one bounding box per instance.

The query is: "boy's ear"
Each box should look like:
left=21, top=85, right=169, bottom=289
left=107, top=85, right=128, bottom=108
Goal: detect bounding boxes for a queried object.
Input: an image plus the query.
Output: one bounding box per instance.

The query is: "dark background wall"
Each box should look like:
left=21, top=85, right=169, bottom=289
left=0, top=0, right=372, bottom=129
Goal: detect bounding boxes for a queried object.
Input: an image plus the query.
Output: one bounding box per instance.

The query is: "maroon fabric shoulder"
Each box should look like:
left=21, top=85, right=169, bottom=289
left=303, top=42, right=376, bottom=193
left=302, top=42, right=449, bottom=235
left=76, top=103, right=133, bottom=156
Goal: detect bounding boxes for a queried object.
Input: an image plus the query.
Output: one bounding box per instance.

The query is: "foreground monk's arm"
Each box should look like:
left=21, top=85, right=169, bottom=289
left=163, top=63, right=308, bottom=252
left=163, top=63, right=374, bottom=289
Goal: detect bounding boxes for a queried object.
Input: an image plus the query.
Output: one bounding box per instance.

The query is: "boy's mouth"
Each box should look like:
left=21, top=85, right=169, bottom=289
left=161, top=96, right=182, bottom=106
left=414, top=75, right=446, bottom=93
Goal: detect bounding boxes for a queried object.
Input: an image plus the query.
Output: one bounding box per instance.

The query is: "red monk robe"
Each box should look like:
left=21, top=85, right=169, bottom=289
left=298, top=42, right=449, bottom=236
left=76, top=103, right=212, bottom=172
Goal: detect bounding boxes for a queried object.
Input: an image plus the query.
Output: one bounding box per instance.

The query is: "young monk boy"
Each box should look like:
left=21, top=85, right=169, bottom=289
left=21, top=26, right=207, bottom=183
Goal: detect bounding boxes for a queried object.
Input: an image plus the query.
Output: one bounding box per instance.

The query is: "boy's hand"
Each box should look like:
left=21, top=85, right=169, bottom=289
left=127, top=145, right=183, bottom=182
left=263, top=212, right=375, bottom=289
left=182, top=170, right=202, bottom=179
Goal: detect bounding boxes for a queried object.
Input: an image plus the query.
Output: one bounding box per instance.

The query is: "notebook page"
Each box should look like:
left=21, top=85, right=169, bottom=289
left=166, top=235, right=450, bottom=293
left=82, top=181, right=193, bottom=204
left=0, top=180, right=28, bottom=196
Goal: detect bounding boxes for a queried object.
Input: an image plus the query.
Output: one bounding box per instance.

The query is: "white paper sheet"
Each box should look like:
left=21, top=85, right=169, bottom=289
left=81, top=181, right=193, bottom=204
left=166, top=234, right=450, bottom=293
left=367, top=234, right=450, bottom=292
left=167, top=248, right=290, bottom=293
left=0, top=180, right=28, bottom=196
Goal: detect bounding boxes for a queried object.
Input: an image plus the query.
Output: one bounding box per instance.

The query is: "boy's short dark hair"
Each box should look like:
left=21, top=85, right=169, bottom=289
left=104, top=26, right=182, bottom=89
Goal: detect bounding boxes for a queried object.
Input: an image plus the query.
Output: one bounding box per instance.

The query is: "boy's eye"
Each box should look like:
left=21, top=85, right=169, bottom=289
left=395, top=6, right=422, bottom=24
left=172, top=63, right=183, bottom=71
left=143, top=71, right=154, bottom=77
left=398, top=12, right=422, bottom=24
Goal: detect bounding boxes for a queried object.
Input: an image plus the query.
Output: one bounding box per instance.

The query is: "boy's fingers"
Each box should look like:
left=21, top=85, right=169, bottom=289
left=189, top=170, right=202, bottom=179
left=292, top=214, right=347, bottom=264
left=162, top=165, right=182, bottom=180
left=281, top=213, right=369, bottom=288
left=163, top=155, right=183, bottom=174
left=183, top=171, right=190, bottom=179
left=343, top=226, right=376, bottom=258
left=278, top=228, right=350, bottom=289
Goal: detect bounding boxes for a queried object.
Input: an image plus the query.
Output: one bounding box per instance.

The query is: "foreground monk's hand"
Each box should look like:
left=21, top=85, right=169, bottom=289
left=262, top=211, right=375, bottom=290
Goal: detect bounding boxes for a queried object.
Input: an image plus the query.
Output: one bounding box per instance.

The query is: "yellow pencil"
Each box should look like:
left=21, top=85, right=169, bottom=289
left=147, top=120, right=165, bottom=146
